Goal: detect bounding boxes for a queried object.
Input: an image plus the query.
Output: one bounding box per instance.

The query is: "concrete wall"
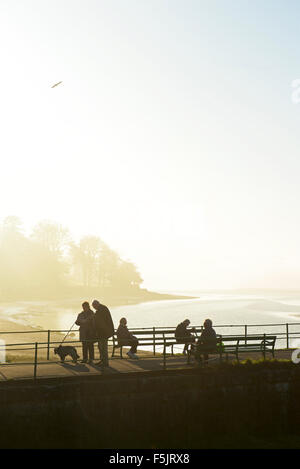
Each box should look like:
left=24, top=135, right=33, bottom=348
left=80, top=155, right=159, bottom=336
left=0, top=364, right=300, bottom=448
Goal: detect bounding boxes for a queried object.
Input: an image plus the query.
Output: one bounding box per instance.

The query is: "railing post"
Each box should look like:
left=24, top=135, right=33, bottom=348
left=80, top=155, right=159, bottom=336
left=153, top=327, right=156, bottom=356
left=47, top=330, right=50, bottom=360
left=286, top=324, right=289, bottom=350
left=263, top=334, right=266, bottom=360
left=220, top=335, right=223, bottom=363
left=34, top=342, right=38, bottom=380
left=245, top=325, right=247, bottom=345
left=163, top=334, right=166, bottom=370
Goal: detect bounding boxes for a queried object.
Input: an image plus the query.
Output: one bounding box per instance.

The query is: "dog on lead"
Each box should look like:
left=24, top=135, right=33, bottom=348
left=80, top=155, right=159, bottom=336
left=54, top=345, right=80, bottom=363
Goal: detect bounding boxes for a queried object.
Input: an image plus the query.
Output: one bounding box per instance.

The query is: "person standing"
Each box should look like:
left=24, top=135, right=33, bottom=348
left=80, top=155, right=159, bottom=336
left=92, top=299, right=114, bottom=368
left=75, top=301, right=96, bottom=363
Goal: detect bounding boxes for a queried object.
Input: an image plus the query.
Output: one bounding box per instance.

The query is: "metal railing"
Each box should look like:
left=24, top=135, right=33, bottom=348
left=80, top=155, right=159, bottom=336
left=0, top=335, right=197, bottom=378
left=1, top=322, right=300, bottom=354
left=0, top=334, right=286, bottom=379
left=0, top=322, right=300, bottom=379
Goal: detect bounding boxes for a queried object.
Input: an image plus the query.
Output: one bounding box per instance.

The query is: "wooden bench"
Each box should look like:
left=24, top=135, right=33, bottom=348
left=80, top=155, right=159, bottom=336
left=193, top=334, right=277, bottom=362
left=111, top=328, right=203, bottom=358
left=111, top=329, right=276, bottom=366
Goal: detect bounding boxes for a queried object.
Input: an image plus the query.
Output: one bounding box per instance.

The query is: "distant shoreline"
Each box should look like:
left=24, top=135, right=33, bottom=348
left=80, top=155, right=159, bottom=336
left=0, top=289, right=197, bottom=307
left=0, top=290, right=198, bottom=333
left=104, top=290, right=198, bottom=307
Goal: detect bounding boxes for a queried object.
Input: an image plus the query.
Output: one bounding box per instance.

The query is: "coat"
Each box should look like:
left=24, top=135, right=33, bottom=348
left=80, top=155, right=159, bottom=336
left=94, top=304, right=115, bottom=339
left=197, top=327, right=217, bottom=351
left=75, top=309, right=96, bottom=342
left=117, top=324, right=134, bottom=344
left=175, top=322, right=192, bottom=341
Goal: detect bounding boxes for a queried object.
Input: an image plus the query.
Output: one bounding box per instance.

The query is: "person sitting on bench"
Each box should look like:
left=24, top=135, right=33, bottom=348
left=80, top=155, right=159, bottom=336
left=116, top=318, right=139, bottom=359
left=175, top=319, right=196, bottom=355
left=196, top=319, right=217, bottom=362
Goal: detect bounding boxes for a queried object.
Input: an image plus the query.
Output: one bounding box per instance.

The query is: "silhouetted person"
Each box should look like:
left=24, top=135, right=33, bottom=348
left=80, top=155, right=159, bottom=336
left=175, top=319, right=196, bottom=354
left=92, top=299, right=114, bottom=368
left=117, top=317, right=139, bottom=359
left=196, top=319, right=217, bottom=362
left=75, top=301, right=96, bottom=363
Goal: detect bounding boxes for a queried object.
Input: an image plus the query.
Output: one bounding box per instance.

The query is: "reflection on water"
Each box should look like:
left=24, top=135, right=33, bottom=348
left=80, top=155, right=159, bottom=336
left=2, top=291, right=300, bottom=350
left=51, top=292, right=300, bottom=350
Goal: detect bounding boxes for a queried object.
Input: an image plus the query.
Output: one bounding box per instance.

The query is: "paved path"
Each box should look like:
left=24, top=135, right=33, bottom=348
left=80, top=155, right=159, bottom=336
left=0, top=349, right=293, bottom=381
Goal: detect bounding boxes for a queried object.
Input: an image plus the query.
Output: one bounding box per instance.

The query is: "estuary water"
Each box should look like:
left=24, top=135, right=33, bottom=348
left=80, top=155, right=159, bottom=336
left=2, top=290, right=300, bottom=349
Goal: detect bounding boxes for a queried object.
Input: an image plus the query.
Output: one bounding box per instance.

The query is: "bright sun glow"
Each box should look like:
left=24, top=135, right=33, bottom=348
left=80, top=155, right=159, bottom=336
left=1, top=0, right=300, bottom=290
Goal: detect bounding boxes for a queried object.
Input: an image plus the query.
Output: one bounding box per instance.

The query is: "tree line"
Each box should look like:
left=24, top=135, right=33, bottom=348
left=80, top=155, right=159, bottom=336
left=0, top=216, right=143, bottom=300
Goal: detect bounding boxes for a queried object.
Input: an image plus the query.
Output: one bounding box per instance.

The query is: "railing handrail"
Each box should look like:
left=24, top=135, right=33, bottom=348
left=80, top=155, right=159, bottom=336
left=1, top=320, right=300, bottom=375
left=1, top=321, right=300, bottom=336
left=0, top=323, right=299, bottom=379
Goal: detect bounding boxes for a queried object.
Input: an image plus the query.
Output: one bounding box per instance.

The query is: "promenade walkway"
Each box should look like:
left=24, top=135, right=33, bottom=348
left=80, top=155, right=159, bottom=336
left=0, top=349, right=293, bottom=382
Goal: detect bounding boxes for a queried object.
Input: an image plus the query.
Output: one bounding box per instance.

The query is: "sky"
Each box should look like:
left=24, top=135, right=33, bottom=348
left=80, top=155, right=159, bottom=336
left=1, top=0, right=300, bottom=291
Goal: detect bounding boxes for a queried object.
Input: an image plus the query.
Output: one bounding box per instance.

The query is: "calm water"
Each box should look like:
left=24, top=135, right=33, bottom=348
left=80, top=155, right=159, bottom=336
left=110, top=292, right=300, bottom=349
left=3, top=291, right=300, bottom=349
left=34, top=291, right=300, bottom=349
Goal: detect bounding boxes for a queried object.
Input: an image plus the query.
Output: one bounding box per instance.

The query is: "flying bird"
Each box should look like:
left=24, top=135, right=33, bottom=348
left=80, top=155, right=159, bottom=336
left=51, top=81, right=63, bottom=88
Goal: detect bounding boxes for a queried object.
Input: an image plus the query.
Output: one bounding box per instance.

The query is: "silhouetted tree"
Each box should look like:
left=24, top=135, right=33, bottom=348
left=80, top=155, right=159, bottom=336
left=32, top=220, right=71, bottom=256
left=70, top=236, right=102, bottom=287
left=112, top=260, right=143, bottom=291
left=97, top=242, right=120, bottom=288
left=0, top=216, right=144, bottom=299
left=0, top=217, right=68, bottom=298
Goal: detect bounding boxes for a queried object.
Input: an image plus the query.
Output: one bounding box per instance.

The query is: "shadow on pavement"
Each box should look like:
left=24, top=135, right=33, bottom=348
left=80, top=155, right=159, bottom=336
left=60, top=362, right=90, bottom=373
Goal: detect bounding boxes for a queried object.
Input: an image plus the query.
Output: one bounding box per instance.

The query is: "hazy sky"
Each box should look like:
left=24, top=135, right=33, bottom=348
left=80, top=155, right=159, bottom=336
left=1, top=0, right=300, bottom=291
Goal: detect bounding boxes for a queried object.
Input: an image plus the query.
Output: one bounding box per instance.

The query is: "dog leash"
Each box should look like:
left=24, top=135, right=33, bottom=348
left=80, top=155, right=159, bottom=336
left=60, top=321, right=76, bottom=346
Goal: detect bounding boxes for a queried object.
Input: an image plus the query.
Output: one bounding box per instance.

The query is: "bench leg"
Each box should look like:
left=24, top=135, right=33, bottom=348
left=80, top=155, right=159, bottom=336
left=163, top=347, right=167, bottom=370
